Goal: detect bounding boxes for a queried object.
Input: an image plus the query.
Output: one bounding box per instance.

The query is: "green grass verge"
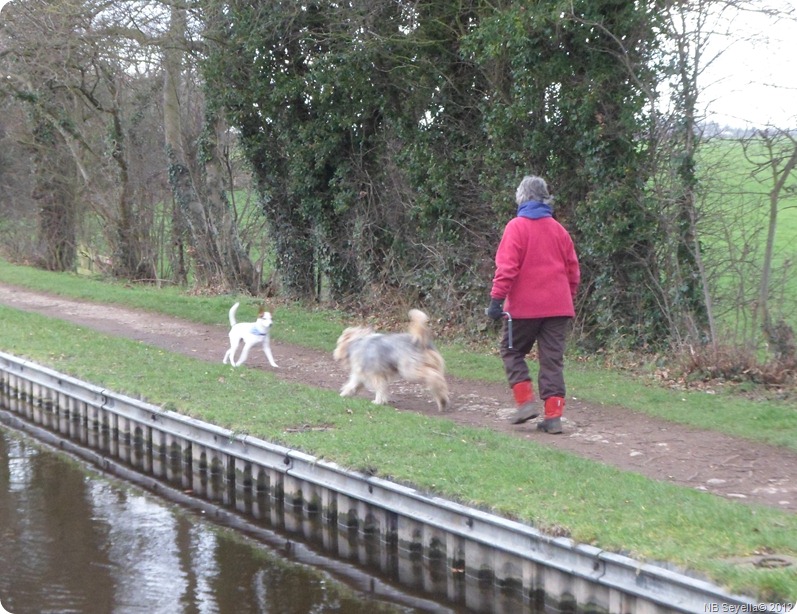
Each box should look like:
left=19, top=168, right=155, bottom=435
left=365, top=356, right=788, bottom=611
left=1, top=259, right=795, bottom=452
left=0, top=305, right=795, bottom=600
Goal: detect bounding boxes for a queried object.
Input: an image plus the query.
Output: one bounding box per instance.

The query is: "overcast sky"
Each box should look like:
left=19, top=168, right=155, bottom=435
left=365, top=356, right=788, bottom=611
left=699, top=3, right=796, bottom=128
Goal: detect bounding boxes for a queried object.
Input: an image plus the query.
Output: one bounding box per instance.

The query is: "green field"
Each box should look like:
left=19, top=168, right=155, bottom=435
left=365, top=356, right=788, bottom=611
left=699, top=137, right=797, bottom=336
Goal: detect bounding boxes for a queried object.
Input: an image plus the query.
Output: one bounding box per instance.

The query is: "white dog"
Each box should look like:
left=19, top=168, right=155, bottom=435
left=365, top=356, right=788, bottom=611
left=222, top=302, right=278, bottom=368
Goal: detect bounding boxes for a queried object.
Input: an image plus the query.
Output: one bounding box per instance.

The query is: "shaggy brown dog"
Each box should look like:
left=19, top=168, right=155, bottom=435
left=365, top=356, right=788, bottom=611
left=333, top=309, right=449, bottom=411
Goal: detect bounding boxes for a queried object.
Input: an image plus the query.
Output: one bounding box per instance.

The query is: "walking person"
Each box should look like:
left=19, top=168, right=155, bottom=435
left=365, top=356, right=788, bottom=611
left=486, top=175, right=580, bottom=433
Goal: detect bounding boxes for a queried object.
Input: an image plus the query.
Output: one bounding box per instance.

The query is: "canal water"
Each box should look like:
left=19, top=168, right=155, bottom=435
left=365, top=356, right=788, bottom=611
left=0, top=426, right=460, bottom=614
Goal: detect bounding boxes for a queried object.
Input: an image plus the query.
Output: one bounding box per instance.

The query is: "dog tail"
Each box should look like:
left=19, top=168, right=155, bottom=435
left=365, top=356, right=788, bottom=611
left=229, top=302, right=240, bottom=327
left=407, top=309, right=432, bottom=347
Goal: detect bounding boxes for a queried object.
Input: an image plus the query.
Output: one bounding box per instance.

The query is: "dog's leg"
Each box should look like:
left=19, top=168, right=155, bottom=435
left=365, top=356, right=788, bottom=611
left=235, top=341, right=253, bottom=367
left=340, top=374, right=363, bottom=397
left=224, top=332, right=241, bottom=366
left=424, top=372, right=450, bottom=412
left=432, top=379, right=450, bottom=412
left=263, top=342, right=279, bottom=368
left=372, top=375, right=390, bottom=405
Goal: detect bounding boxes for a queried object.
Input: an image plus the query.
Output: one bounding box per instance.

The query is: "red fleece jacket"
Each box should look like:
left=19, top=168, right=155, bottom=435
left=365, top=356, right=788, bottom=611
left=490, top=216, right=580, bottom=319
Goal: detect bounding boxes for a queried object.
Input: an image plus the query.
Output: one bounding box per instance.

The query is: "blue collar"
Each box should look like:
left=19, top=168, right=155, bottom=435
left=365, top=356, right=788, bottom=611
left=517, top=200, right=552, bottom=219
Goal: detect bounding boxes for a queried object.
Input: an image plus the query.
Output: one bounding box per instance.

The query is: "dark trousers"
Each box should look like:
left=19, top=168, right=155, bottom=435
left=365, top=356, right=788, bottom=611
left=500, top=316, right=571, bottom=400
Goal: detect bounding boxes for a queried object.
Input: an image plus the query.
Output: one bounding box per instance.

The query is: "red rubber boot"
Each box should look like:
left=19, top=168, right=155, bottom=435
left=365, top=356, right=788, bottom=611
left=537, top=396, right=564, bottom=434
left=509, top=381, right=538, bottom=424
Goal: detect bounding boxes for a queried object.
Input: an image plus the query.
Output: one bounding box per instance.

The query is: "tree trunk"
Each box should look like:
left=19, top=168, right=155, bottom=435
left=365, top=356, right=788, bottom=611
left=32, top=116, right=78, bottom=272
left=201, top=114, right=259, bottom=293
left=163, top=2, right=257, bottom=293
left=758, top=130, right=797, bottom=362
left=109, top=102, right=157, bottom=282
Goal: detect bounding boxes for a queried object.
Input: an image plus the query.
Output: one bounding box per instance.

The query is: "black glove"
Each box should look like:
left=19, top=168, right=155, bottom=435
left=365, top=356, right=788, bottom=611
left=486, top=298, right=505, bottom=320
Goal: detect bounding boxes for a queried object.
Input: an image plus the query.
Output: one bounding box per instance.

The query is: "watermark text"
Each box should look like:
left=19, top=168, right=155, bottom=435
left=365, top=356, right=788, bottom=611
left=704, top=604, right=795, bottom=613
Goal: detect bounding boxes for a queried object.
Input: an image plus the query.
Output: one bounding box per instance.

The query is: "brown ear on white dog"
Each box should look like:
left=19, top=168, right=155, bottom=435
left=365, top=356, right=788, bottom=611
left=333, top=309, right=449, bottom=411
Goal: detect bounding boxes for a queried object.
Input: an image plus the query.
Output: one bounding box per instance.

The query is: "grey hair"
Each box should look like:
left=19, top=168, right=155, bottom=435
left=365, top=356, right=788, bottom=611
left=515, top=175, right=554, bottom=205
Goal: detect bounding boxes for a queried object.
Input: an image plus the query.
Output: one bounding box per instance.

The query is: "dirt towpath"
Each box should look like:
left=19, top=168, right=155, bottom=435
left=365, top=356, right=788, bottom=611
left=0, top=283, right=795, bottom=512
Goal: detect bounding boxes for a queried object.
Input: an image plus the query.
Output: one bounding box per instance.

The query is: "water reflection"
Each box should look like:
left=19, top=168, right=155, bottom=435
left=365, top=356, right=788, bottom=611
left=0, top=428, right=444, bottom=614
